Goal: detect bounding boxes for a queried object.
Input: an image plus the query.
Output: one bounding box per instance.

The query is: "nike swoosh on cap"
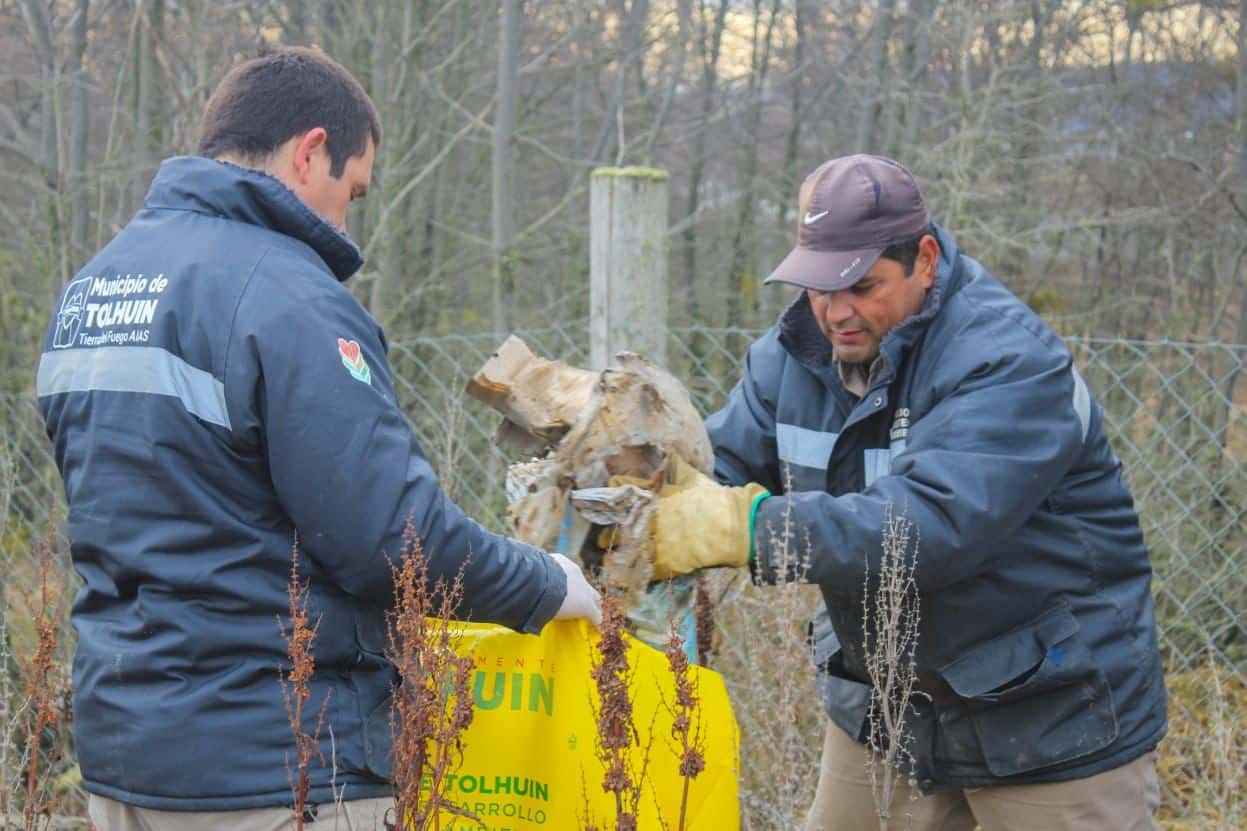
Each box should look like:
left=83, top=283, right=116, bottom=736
left=803, top=210, right=829, bottom=224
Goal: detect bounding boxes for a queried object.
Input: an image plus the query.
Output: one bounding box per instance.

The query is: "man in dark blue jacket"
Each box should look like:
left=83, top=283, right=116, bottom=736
left=638, top=156, right=1166, bottom=829
left=37, top=47, right=600, bottom=830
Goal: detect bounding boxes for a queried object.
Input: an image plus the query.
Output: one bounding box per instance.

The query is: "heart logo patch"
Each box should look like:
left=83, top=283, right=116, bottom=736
left=337, top=337, right=372, bottom=385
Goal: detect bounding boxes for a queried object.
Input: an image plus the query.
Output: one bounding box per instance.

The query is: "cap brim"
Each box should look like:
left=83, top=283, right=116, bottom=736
left=763, top=245, right=884, bottom=292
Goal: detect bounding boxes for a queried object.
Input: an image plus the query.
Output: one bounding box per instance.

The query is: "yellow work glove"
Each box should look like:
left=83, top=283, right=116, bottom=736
left=610, top=455, right=769, bottom=580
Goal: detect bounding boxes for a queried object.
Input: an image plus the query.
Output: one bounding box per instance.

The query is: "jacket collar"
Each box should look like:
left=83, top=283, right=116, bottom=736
left=143, top=156, right=365, bottom=282
left=778, top=222, right=966, bottom=378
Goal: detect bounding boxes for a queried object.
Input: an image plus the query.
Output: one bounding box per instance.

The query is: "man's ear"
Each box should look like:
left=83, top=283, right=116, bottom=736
left=290, top=127, right=328, bottom=184
left=917, top=234, right=940, bottom=288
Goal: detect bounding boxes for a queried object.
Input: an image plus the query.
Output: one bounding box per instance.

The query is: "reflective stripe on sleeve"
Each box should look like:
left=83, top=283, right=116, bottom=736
left=1071, top=366, right=1091, bottom=443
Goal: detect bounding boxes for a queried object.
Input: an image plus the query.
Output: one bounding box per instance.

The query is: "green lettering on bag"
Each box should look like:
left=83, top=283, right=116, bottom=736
left=470, top=671, right=555, bottom=714
left=529, top=674, right=553, bottom=716
left=474, top=671, right=505, bottom=710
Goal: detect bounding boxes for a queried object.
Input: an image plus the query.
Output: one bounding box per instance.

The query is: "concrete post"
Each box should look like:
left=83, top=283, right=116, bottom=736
left=589, top=167, right=669, bottom=370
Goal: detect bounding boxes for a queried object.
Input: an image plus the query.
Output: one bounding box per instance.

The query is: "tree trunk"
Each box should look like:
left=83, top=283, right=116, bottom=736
left=492, top=0, right=522, bottom=333
left=1238, top=0, right=1247, bottom=187
left=590, top=0, right=650, bottom=163
left=426, top=0, right=473, bottom=335
left=68, top=0, right=91, bottom=261
left=641, top=0, right=688, bottom=161
left=725, top=0, right=781, bottom=327
left=1218, top=0, right=1247, bottom=457
left=318, top=0, right=338, bottom=43
left=285, top=0, right=308, bottom=45
left=781, top=0, right=807, bottom=198
left=1008, top=0, right=1059, bottom=289
left=134, top=0, right=152, bottom=207
left=768, top=0, right=809, bottom=323
left=855, top=0, right=897, bottom=154
left=20, top=0, right=64, bottom=292
left=367, top=3, right=400, bottom=325
left=132, top=0, right=165, bottom=210
left=572, top=3, right=589, bottom=163
left=623, top=0, right=650, bottom=100
left=888, top=0, right=933, bottom=156
left=19, top=0, right=56, bottom=187
left=681, top=0, right=730, bottom=324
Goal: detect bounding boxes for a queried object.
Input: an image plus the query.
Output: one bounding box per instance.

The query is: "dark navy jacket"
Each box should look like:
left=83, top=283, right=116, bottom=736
left=36, top=157, right=565, bottom=810
left=707, top=225, right=1166, bottom=791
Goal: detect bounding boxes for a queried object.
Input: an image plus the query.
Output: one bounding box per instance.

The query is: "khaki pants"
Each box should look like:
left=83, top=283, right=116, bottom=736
left=803, top=722, right=1161, bottom=831
left=88, top=794, right=394, bottom=831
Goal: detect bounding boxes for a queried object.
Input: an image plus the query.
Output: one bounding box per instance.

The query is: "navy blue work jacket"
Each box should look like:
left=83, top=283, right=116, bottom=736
left=37, top=157, right=564, bottom=810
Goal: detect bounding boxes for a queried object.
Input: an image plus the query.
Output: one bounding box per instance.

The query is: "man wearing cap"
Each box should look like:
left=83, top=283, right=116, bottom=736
left=636, top=155, right=1166, bottom=828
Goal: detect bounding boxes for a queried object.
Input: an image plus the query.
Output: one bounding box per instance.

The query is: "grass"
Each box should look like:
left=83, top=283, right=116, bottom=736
left=1157, top=653, right=1247, bottom=830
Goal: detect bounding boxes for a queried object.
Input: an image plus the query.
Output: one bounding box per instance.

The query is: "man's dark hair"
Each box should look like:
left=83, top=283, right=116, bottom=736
left=879, top=224, right=935, bottom=276
left=197, top=46, right=382, bottom=177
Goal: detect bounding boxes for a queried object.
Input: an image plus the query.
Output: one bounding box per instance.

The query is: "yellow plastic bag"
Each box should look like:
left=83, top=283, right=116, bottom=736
left=435, top=619, right=740, bottom=830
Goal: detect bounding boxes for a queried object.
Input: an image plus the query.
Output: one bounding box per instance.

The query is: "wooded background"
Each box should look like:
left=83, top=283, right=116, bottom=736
left=2, top=2, right=1247, bottom=825
left=2, top=0, right=1246, bottom=391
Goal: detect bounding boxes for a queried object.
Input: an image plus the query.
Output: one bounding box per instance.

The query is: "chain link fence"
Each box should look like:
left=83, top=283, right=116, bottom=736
left=2, top=325, right=1245, bottom=821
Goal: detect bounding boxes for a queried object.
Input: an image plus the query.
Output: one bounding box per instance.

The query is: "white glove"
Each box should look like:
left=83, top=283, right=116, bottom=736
left=550, top=552, right=602, bottom=627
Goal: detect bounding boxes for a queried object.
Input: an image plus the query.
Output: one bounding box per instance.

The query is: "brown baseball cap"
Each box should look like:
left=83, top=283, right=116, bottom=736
left=764, top=154, right=931, bottom=292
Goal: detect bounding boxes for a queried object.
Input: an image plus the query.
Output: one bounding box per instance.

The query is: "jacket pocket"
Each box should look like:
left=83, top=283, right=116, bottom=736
left=936, top=604, right=1118, bottom=777
left=809, top=608, right=872, bottom=742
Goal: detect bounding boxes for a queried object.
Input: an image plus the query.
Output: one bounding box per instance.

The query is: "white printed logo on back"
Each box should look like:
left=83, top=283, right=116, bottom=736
left=53, top=275, right=93, bottom=349
left=56, top=272, right=169, bottom=349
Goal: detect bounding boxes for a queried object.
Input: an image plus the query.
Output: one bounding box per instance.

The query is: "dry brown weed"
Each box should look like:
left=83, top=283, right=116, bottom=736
left=279, top=544, right=328, bottom=831
left=590, top=594, right=650, bottom=831
left=663, top=620, right=705, bottom=831
left=17, top=536, right=63, bottom=831
left=386, top=526, right=477, bottom=831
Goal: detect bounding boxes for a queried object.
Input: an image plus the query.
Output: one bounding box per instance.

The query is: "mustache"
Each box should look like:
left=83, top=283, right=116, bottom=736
left=825, top=321, right=871, bottom=334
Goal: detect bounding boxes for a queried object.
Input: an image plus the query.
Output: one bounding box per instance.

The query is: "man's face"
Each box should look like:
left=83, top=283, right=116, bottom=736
left=271, top=129, right=374, bottom=231
left=298, top=138, right=374, bottom=230
left=807, top=235, right=938, bottom=365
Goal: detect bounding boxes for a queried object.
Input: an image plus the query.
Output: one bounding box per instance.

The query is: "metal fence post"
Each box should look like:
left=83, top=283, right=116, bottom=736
left=589, top=167, right=669, bottom=370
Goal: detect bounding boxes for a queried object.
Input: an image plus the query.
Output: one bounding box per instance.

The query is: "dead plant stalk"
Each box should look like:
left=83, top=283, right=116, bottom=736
left=20, top=538, right=62, bottom=831
left=387, top=527, right=476, bottom=831
left=0, top=447, right=15, bottom=825
left=591, top=594, right=647, bottom=831
left=280, top=545, right=327, bottom=831
left=664, top=621, right=705, bottom=831
left=862, top=509, right=921, bottom=831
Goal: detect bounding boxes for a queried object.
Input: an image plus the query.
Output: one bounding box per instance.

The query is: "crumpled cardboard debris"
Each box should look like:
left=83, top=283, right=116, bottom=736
left=467, top=335, right=712, bottom=610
